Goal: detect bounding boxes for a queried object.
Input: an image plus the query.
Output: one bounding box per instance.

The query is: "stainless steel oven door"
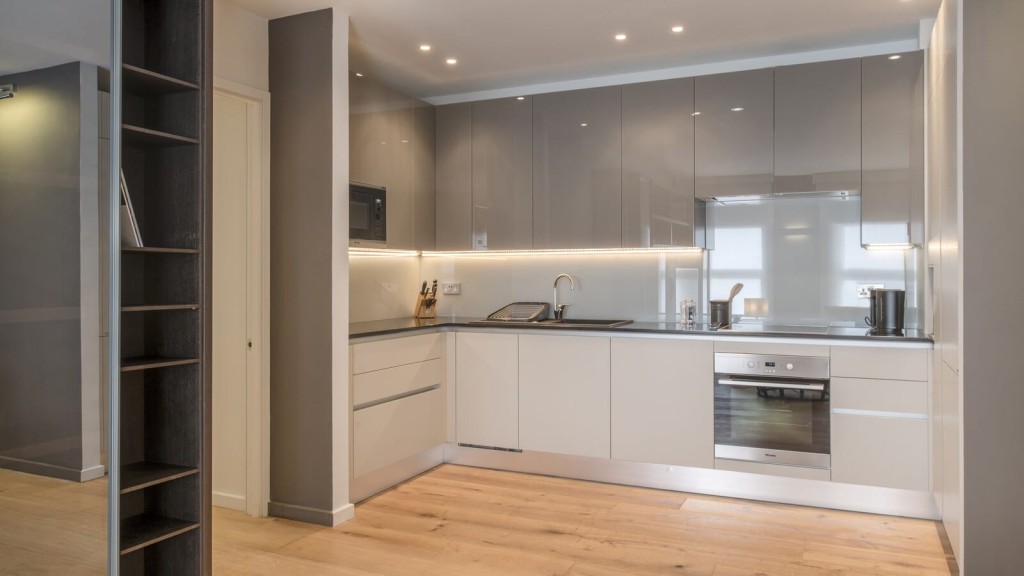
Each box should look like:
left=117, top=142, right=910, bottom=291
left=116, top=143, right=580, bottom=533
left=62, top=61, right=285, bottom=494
left=714, top=375, right=831, bottom=469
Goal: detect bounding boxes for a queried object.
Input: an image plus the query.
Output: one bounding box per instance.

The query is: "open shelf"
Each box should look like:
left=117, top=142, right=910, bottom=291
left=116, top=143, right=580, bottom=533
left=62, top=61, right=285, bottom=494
left=122, top=462, right=199, bottom=494
left=120, top=514, right=199, bottom=555
left=123, top=124, right=199, bottom=148
left=121, top=357, right=200, bottom=372
left=123, top=246, right=201, bottom=255
left=121, top=304, right=200, bottom=313
left=123, top=64, right=199, bottom=96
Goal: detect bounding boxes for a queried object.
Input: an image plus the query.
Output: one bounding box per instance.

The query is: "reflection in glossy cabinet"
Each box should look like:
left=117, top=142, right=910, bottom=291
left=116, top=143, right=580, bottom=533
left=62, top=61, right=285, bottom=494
left=621, top=78, right=699, bottom=247
left=472, top=97, right=533, bottom=250
left=533, top=87, right=622, bottom=248
left=611, top=338, right=713, bottom=468
left=861, top=51, right=924, bottom=246
left=519, top=334, right=610, bottom=458
left=774, top=59, right=861, bottom=195
left=412, top=105, right=436, bottom=250
left=694, top=68, right=774, bottom=199
left=435, top=103, right=473, bottom=250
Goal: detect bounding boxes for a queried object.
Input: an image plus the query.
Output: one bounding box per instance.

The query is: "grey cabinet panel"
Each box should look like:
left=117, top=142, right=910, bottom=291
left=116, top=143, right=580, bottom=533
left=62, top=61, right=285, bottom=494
left=694, top=68, right=774, bottom=199
left=435, top=103, right=473, bottom=250
left=349, top=76, right=415, bottom=249
left=622, top=78, right=697, bottom=247
left=774, top=58, right=862, bottom=195
left=412, top=104, right=436, bottom=250
left=533, top=86, right=622, bottom=249
left=861, top=51, right=924, bottom=246
left=472, top=97, right=533, bottom=250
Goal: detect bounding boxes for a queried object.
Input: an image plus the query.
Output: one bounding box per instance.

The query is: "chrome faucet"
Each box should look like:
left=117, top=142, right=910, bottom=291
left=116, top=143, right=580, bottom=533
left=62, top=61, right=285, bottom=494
left=553, top=273, right=575, bottom=320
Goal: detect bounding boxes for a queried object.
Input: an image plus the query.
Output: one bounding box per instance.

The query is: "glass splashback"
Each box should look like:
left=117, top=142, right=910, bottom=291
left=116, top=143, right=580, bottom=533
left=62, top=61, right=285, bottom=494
left=708, top=196, right=917, bottom=328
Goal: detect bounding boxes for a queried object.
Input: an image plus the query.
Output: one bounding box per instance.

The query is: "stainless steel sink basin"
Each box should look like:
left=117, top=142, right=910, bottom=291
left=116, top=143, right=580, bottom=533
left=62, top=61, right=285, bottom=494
left=469, top=318, right=633, bottom=329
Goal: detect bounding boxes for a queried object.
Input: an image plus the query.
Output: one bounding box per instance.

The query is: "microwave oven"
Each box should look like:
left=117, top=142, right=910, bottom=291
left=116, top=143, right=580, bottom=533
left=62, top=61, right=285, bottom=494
left=350, top=182, right=386, bottom=247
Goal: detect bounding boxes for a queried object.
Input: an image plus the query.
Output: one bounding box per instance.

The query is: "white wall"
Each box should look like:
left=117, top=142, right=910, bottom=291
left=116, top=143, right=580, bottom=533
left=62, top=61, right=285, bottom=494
left=214, top=0, right=269, bottom=91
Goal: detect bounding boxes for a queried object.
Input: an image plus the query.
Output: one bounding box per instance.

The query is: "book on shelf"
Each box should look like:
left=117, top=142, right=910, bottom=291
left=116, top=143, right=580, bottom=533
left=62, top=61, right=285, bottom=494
left=120, top=170, right=143, bottom=248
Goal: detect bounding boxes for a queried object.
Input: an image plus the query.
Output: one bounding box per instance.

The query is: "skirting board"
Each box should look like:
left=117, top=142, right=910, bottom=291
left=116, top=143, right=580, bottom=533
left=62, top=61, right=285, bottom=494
left=213, top=491, right=246, bottom=512
left=268, top=501, right=355, bottom=527
left=444, top=443, right=940, bottom=520
left=0, top=456, right=105, bottom=483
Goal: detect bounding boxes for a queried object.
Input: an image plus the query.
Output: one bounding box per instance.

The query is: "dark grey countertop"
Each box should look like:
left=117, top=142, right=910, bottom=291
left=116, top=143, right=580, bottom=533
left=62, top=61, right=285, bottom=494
left=350, top=317, right=932, bottom=343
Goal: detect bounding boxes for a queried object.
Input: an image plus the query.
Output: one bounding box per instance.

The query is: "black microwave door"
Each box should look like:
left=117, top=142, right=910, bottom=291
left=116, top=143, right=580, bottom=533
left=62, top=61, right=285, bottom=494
left=350, top=198, right=371, bottom=239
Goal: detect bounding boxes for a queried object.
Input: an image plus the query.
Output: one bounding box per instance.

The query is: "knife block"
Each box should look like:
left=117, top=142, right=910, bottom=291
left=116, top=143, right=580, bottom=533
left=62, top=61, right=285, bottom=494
left=414, top=294, right=437, bottom=319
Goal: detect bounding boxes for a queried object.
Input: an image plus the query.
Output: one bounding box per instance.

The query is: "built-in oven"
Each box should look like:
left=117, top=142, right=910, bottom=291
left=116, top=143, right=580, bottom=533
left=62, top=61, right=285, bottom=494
left=350, top=182, right=387, bottom=247
left=714, top=353, right=831, bottom=469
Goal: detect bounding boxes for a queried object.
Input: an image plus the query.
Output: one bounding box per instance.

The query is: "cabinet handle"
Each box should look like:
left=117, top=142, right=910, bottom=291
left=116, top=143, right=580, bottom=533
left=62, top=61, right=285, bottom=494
left=718, top=379, right=825, bottom=392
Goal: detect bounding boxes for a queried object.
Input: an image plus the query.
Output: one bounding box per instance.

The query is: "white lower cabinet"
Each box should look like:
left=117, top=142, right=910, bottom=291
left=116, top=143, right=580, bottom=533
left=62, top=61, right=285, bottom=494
left=830, top=376, right=929, bottom=491
left=519, top=334, right=611, bottom=459
left=611, top=338, right=714, bottom=468
left=455, top=332, right=519, bottom=450
left=353, top=388, right=445, bottom=477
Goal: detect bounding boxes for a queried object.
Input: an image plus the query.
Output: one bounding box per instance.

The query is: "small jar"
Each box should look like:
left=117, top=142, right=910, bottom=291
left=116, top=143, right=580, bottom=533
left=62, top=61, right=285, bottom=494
left=680, top=299, right=696, bottom=327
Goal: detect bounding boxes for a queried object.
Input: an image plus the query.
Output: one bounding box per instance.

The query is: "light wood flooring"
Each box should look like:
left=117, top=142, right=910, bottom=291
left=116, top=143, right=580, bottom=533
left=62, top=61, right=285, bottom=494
left=213, top=464, right=958, bottom=576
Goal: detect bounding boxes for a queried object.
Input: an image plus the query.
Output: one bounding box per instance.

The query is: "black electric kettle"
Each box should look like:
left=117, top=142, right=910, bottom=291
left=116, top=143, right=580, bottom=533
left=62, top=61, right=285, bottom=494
left=866, top=288, right=906, bottom=335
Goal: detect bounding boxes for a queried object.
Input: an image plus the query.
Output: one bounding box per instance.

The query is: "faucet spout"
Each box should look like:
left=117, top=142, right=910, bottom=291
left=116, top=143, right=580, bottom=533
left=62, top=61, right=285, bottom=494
left=553, top=273, right=575, bottom=320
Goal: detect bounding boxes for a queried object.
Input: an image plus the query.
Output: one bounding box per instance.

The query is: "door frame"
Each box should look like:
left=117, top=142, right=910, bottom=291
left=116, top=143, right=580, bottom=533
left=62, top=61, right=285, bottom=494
left=213, top=77, right=271, bottom=517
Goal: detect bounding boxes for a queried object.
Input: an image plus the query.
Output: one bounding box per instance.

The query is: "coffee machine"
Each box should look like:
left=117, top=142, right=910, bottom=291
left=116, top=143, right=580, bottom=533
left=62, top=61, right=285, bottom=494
left=866, top=288, right=906, bottom=335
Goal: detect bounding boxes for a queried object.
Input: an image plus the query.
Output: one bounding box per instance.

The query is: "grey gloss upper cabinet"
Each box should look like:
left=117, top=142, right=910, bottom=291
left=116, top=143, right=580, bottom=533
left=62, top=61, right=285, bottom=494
left=533, top=86, right=622, bottom=248
left=435, top=103, right=473, bottom=250
left=350, top=74, right=435, bottom=250
left=622, top=78, right=700, bottom=247
left=861, top=51, right=924, bottom=246
left=472, top=97, right=533, bottom=250
left=774, top=59, right=862, bottom=195
left=694, top=68, right=774, bottom=200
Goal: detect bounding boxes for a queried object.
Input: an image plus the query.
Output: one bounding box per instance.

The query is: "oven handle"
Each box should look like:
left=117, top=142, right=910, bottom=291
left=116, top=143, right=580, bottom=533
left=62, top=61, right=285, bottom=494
left=718, top=378, right=826, bottom=392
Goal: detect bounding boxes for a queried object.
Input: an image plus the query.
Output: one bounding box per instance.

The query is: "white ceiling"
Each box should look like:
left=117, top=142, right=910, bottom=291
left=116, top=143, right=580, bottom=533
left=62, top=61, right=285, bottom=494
left=231, top=0, right=940, bottom=100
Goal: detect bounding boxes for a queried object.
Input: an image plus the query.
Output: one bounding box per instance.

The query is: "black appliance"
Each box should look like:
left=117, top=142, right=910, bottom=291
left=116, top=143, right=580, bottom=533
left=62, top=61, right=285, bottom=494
left=350, top=182, right=387, bottom=246
left=714, top=353, right=831, bottom=469
left=866, top=288, right=906, bottom=335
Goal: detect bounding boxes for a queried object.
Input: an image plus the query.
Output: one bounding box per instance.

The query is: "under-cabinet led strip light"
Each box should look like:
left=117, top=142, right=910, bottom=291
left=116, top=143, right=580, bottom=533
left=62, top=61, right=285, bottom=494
left=349, top=246, right=704, bottom=257
left=862, top=243, right=921, bottom=251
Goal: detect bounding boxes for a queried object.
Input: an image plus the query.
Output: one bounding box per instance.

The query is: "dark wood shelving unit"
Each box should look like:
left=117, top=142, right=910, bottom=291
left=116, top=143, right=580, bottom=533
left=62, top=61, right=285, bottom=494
left=122, top=462, right=200, bottom=494
left=118, top=0, right=211, bottom=574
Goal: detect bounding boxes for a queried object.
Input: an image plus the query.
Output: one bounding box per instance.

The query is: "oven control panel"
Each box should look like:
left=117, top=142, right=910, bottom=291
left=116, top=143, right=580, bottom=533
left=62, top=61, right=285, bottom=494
left=714, top=353, right=830, bottom=380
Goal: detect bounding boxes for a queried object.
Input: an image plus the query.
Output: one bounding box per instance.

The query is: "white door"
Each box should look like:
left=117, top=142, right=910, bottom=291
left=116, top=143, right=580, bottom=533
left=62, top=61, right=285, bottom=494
left=212, top=83, right=268, bottom=516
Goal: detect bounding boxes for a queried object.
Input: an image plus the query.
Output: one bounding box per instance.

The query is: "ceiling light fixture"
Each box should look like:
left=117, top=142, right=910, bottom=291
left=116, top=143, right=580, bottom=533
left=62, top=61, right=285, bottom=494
left=446, top=58, right=458, bottom=65
left=0, top=83, right=18, bottom=99
left=691, top=111, right=701, bottom=116
left=580, top=122, right=588, bottom=127
left=516, top=96, right=525, bottom=101
left=614, top=33, right=627, bottom=41
left=420, top=44, right=431, bottom=52
left=888, top=54, right=902, bottom=60
left=731, top=107, right=745, bottom=112
left=671, top=25, right=684, bottom=33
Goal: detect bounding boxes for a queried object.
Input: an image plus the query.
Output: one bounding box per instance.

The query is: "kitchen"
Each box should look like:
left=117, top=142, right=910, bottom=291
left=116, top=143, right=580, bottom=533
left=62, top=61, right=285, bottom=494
left=1, top=0, right=1021, bottom=574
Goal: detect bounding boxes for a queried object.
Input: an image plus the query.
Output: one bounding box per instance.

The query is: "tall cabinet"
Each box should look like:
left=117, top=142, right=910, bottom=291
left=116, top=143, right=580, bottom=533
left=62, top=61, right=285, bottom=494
left=118, top=0, right=211, bottom=574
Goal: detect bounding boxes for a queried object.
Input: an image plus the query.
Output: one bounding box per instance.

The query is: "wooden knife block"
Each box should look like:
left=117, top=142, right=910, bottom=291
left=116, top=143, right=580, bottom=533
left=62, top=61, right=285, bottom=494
left=414, top=294, right=437, bottom=319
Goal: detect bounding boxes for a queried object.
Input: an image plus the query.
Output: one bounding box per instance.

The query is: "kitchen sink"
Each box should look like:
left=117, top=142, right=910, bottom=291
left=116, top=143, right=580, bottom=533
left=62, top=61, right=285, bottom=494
left=469, top=318, right=633, bottom=329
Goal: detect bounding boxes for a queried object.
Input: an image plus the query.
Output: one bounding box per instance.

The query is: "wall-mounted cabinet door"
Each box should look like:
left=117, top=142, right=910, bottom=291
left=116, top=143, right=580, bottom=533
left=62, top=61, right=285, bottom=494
left=533, top=86, right=622, bottom=248
left=435, top=103, right=473, bottom=250
left=774, top=58, right=861, bottom=195
left=861, top=51, right=924, bottom=247
left=472, top=97, right=533, bottom=250
left=412, top=104, right=436, bottom=250
left=622, top=78, right=698, bottom=247
left=694, top=68, right=774, bottom=200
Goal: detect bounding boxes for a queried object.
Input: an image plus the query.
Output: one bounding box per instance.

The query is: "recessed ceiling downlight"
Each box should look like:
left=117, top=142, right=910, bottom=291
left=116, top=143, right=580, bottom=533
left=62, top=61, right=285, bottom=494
left=420, top=44, right=431, bottom=52
left=614, top=33, right=627, bottom=41
left=731, top=107, right=745, bottom=112
left=671, top=25, right=684, bottom=33
left=446, top=58, right=458, bottom=65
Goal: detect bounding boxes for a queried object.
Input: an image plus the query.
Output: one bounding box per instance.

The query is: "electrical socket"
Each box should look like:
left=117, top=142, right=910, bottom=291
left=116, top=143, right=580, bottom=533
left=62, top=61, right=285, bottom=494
left=857, top=283, right=884, bottom=299
left=441, top=282, right=461, bottom=295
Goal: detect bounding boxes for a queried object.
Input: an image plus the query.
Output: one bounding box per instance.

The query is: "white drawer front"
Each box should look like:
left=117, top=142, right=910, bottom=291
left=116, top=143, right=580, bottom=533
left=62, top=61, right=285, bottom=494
left=353, top=358, right=442, bottom=407
left=714, top=340, right=829, bottom=358
left=831, top=346, right=928, bottom=381
left=353, top=388, right=445, bottom=478
left=352, top=333, right=443, bottom=374
left=831, top=377, right=928, bottom=415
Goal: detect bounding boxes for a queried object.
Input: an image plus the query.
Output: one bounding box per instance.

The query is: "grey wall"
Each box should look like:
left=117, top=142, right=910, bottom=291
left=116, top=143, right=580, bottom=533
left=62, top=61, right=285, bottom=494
left=0, top=61, right=102, bottom=481
left=269, top=8, right=350, bottom=526
left=961, top=0, right=1024, bottom=572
